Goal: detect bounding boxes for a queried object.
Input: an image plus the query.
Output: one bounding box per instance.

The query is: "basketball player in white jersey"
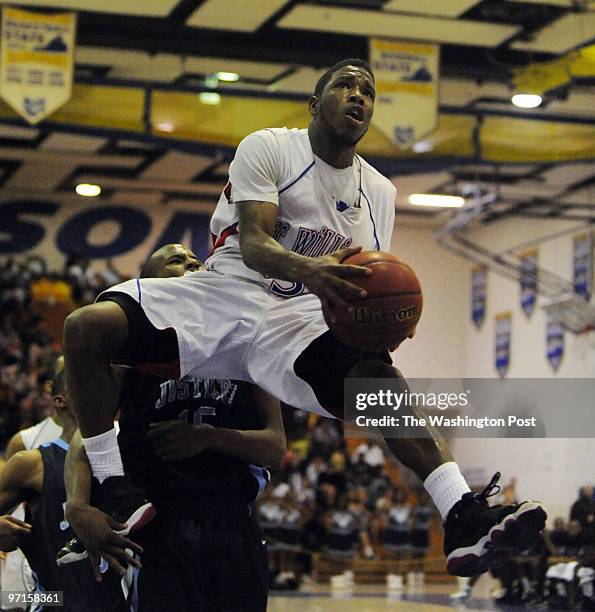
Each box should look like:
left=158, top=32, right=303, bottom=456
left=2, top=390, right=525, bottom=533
left=63, top=58, right=546, bottom=577
left=1, top=363, right=63, bottom=610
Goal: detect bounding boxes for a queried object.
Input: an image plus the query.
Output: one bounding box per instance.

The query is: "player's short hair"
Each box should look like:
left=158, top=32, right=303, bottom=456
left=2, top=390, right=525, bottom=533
left=140, top=249, right=164, bottom=278
left=314, top=58, right=374, bottom=97
left=140, top=257, right=155, bottom=279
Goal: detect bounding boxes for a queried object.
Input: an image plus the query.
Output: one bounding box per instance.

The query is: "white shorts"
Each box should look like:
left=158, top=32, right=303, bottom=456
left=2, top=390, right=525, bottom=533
left=99, top=271, right=336, bottom=418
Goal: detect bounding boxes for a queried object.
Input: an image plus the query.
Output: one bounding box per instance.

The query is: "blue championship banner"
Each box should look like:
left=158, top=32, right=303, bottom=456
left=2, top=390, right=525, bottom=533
left=0, top=7, right=76, bottom=124
left=369, top=39, right=439, bottom=149
left=546, top=312, right=564, bottom=372
left=471, top=265, right=487, bottom=328
left=573, top=232, right=593, bottom=301
left=495, top=312, right=512, bottom=378
left=520, top=248, right=538, bottom=317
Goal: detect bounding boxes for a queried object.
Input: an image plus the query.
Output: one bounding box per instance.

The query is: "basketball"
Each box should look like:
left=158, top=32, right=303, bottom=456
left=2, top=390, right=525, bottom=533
left=322, top=251, right=423, bottom=352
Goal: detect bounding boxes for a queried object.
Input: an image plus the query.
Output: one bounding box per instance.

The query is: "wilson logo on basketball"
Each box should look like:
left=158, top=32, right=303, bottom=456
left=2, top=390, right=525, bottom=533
left=398, top=305, right=417, bottom=320
left=353, top=307, right=398, bottom=323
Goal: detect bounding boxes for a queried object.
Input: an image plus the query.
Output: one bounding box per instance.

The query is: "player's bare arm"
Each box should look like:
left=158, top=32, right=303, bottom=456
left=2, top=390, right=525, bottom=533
left=146, top=386, right=286, bottom=468
left=238, top=200, right=371, bottom=312
left=64, top=431, right=143, bottom=579
left=4, top=432, right=26, bottom=461
left=0, top=453, right=36, bottom=551
left=0, top=451, right=42, bottom=519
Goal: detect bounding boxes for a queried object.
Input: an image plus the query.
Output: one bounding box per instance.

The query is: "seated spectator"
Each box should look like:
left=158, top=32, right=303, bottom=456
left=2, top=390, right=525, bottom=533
left=347, top=487, right=374, bottom=559
left=324, top=495, right=359, bottom=557
left=310, top=419, right=341, bottom=456
left=351, top=441, right=384, bottom=471
left=257, top=489, right=284, bottom=543
left=571, top=485, right=595, bottom=530
left=306, top=455, right=327, bottom=487
left=550, top=517, right=570, bottom=555
left=380, top=488, right=411, bottom=558
left=365, top=465, right=391, bottom=511
left=277, top=496, right=303, bottom=548
left=411, top=490, right=433, bottom=558
left=566, top=520, right=588, bottom=556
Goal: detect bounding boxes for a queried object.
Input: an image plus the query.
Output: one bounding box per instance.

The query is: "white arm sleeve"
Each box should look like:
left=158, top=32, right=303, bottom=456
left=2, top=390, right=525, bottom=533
left=229, top=129, right=281, bottom=206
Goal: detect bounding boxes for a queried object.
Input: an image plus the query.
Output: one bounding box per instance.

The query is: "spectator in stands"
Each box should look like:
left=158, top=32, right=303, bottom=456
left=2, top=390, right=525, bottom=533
left=324, top=494, right=359, bottom=557
left=364, top=464, right=391, bottom=511
left=571, top=485, right=595, bottom=531
left=278, top=495, right=303, bottom=548
left=306, top=455, right=327, bottom=487
left=351, top=441, right=384, bottom=470
left=347, top=486, right=374, bottom=559
left=564, top=520, right=589, bottom=556
left=411, top=489, right=433, bottom=559
left=380, top=487, right=411, bottom=558
left=329, top=445, right=347, bottom=473
left=310, top=419, right=341, bottom=456
left=258, top=487, right=284, bottom=543
left=549, top=517, right=569, bottom=555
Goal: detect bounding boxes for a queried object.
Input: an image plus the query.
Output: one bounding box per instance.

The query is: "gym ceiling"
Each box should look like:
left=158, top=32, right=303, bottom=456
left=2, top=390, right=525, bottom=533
left=0, top=0, right=593, bottom=221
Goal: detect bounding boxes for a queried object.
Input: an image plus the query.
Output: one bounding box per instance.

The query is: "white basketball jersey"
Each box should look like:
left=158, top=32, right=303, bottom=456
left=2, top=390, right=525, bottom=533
left=207, top=128, right=396, bottom=298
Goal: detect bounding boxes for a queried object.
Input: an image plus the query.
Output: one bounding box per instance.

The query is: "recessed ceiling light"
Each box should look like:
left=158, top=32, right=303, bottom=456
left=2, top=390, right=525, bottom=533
left=75, top=183, right=101, bottom=197
left=215, top=71, right=240, bottom=82
left=409, top=194, right=464, bottom=207
left=156, top=121, right=174, bottom=132
left=199, top=92, right=221, bottom=105
left=412, top=141, right=434, bottom=153
left=511, top=93, right=542, bottom=109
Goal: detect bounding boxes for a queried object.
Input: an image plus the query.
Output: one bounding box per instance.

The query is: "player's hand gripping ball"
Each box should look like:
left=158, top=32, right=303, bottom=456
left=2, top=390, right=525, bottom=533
left=322, top=251, right=422, bottom=352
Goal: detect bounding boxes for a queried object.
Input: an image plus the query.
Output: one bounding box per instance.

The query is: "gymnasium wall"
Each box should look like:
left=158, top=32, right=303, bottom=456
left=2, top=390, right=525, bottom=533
left=387, top=218, right=467, bottom=379
left=462, top=216, right=594, bottom=379
left=452, top=217, right=595, bottom=522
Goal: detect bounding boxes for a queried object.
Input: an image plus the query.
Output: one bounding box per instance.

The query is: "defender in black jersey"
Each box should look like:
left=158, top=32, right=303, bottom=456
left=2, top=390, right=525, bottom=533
left=0, top=364, right=124, bottom=611
left=64, top=245, right=285, bottom=612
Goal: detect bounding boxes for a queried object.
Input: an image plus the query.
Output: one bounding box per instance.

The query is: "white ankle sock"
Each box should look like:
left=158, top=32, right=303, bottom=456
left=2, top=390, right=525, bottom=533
left=424, top=462, right=471, bottom=520
left=82, top=428, right=125, bottom=484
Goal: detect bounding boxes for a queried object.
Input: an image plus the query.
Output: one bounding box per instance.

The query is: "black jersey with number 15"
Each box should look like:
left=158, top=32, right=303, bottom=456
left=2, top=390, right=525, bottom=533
left=117, top=371, right=269, bottom=513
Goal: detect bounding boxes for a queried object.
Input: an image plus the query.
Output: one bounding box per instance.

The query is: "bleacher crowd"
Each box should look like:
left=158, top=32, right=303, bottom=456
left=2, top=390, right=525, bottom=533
left=0, top=255, right=125, bottom=450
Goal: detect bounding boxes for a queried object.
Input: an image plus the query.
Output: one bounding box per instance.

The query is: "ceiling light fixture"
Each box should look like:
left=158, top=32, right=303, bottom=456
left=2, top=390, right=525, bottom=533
left=75, top=183, right=101, bottom=197
left=155, top=122, right=174, bottom=132
left=511, top=93, right=542, bottom=109
left=409, top=194, right=464, bottom=207
left=199, top=92, right=221, bottom=105
left=215, top=71, right=240, bottom=82
left=412, top=140, right=434, bottom=153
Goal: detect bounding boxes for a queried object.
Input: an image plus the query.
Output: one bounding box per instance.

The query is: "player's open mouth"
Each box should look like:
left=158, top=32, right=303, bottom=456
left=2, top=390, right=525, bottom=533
left=345, top=107, right=364, bottom=126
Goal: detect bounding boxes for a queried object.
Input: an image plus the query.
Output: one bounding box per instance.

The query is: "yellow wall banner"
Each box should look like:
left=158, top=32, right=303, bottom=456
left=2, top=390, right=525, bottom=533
left=0, top=7, right=76, bottom=124
left=369, top=39, right=439, bottom=149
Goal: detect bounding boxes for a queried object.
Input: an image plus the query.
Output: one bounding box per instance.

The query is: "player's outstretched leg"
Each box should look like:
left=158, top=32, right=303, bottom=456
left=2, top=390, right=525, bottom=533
left=346, top=359, right=547, bottom=577
left=63, top=301, right=155, bottom=533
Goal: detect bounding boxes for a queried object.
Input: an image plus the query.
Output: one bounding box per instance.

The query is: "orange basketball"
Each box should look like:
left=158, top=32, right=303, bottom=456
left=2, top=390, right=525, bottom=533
left=322, top=251, right=422, bottom=352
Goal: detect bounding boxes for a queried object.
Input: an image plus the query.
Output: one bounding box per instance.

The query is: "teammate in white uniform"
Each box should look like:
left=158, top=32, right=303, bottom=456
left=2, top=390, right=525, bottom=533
left=63, top=59, right=546, bottom=577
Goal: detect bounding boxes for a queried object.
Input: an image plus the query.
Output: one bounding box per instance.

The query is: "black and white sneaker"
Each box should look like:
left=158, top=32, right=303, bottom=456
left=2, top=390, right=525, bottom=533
left=96, top=475, right=156, bottom=536
left=443, top=472, right=547, bottom=577
left=56, top=537, right=87, bottom=566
